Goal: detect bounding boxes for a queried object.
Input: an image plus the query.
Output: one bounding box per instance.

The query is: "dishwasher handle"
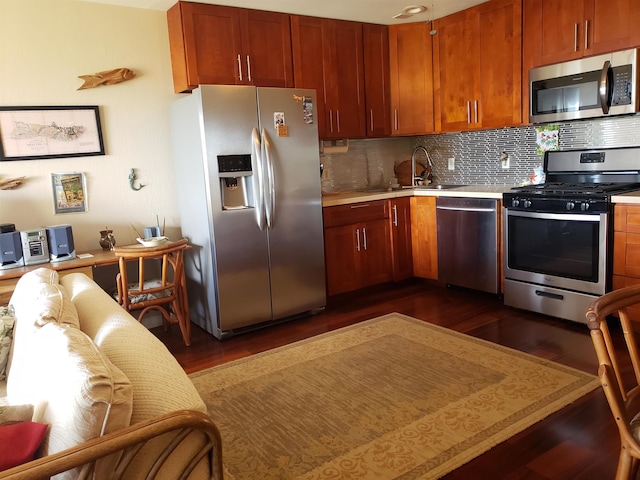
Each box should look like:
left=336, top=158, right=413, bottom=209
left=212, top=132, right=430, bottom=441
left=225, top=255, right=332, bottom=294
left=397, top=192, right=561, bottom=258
left=436, top=206, right=496, bottom=213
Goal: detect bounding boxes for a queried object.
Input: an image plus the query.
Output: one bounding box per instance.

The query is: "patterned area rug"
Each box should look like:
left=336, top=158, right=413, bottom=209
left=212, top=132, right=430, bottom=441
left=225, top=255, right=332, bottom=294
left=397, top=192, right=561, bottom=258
left=190, top=313, right=599, bottom=479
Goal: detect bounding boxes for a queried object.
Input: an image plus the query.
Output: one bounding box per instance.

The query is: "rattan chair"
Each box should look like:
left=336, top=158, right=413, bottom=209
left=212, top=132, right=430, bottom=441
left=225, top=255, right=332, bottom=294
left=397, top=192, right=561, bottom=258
left=586, top=284, right=640, bottom=480
left=114, top=238, right=191, bottom=346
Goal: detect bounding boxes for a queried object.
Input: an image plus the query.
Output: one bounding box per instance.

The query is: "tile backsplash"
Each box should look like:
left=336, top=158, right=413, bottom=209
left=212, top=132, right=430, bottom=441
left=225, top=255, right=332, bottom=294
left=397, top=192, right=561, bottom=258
left=320, top=115, right=640, bottom=192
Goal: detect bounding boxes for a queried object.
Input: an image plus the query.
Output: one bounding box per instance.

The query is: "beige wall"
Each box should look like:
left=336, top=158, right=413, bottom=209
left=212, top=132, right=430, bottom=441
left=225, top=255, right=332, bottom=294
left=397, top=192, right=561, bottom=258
left=0, top=0, right=182, bottom=251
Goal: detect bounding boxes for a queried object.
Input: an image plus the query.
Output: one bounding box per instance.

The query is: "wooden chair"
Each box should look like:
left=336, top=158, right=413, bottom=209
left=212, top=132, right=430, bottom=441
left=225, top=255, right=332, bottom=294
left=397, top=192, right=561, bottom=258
left=586, top=284, right=640, bottom=480
left=114, top=238, right=191, bottom=346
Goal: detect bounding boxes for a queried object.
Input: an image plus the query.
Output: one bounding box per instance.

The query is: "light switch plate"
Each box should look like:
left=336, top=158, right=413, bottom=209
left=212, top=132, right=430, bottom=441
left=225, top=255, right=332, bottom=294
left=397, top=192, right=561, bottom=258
left=448, top=158, right=455, bottom=171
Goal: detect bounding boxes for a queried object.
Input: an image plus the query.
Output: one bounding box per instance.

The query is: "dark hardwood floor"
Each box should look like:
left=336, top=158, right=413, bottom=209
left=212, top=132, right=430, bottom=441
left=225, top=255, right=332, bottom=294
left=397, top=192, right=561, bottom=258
left=152, top=279, right=620, bottom=479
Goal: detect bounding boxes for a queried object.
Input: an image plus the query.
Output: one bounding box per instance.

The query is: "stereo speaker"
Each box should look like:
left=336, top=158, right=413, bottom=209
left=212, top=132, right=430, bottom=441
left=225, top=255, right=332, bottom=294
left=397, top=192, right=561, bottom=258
left=0, top=231, right=24, bottom=270
left=46, top=225, right=76, bottom=262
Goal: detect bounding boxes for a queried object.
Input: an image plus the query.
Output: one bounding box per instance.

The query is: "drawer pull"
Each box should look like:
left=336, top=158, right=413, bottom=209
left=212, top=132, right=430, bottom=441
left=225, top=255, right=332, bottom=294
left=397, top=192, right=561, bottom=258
left=350, top=204, right=370, bottom=209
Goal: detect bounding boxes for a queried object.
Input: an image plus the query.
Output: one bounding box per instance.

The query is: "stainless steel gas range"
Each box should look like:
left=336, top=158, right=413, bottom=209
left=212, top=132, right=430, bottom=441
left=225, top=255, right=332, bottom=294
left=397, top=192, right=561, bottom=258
left=503, top=147, right=640, bottom=324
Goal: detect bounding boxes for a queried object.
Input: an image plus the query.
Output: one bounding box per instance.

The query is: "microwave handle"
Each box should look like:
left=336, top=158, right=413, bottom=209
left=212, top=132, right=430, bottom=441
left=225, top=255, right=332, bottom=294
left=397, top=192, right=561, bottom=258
left=599, top=60, right=612, bottom=114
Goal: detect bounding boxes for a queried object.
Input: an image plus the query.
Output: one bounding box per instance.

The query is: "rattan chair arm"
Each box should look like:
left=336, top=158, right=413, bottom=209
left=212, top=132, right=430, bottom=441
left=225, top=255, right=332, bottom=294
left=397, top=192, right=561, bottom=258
left=0, top=410, right=223, bottom=480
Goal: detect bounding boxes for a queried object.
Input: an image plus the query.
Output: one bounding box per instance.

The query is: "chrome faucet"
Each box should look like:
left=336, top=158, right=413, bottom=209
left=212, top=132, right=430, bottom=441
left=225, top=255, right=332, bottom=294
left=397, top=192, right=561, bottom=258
left=411, top=145, right=434, bottom=187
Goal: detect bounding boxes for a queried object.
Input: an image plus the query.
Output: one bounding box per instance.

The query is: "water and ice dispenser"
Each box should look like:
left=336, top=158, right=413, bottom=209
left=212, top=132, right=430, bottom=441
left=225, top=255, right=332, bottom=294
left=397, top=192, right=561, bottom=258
left=218, top=154, right=254, bottom=210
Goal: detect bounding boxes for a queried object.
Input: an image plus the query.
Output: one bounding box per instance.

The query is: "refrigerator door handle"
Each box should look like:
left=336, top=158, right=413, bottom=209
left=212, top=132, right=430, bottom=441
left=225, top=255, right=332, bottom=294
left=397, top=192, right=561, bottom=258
left=262, top=128, right=276, bottom=228
left=252, top=127, right=266, bottom=231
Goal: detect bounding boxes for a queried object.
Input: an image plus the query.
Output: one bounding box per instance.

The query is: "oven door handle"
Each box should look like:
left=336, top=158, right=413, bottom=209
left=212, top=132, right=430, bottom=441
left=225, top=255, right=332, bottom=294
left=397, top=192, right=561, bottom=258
left=599, top=60, right=612, bottom=114
left=535, top=290, right=564, bottom=301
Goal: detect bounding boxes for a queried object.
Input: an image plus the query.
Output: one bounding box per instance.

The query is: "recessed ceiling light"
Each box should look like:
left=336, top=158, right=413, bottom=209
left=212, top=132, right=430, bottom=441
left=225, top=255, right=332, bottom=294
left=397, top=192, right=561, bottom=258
left=402, top=5, right=427, bottom=15
left=392, top=12, right=413, bottom=19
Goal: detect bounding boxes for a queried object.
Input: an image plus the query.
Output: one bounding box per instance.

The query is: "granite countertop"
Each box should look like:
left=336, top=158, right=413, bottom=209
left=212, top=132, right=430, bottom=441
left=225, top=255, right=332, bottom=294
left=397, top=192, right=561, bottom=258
left=322, top=185, right=515, bottom=207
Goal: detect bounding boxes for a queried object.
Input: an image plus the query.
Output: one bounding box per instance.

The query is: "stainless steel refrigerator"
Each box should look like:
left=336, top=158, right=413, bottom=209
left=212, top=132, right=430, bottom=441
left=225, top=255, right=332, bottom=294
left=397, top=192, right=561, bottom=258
left=170, top=85, right=326, bottom=339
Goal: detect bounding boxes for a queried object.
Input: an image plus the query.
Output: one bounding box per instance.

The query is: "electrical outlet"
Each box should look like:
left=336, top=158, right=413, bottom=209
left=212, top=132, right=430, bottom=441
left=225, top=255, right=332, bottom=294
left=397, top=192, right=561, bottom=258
left=500, top=151, right=510, bottom=169
left=448, top=158, right=455, bottom=171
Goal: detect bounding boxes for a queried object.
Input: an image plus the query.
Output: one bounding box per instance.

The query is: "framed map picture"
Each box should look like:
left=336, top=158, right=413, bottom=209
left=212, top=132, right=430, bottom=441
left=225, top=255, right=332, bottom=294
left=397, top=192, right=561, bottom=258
left=0, top=106, right=104, bottom=161
left=51, top=172, right=88, bottom=214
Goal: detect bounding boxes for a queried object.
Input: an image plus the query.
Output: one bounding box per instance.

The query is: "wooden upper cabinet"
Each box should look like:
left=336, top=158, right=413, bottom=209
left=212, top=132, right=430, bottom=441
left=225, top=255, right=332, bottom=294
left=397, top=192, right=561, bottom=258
left=524, top=0, right=640, bottom=69
left=477, top=0, right=523, bottom=129
left=291, top=16, right=366, bottom=140
left=289, top=16, right=328, bottom=138
left=587, top=0, right=640, bottom=55
left=167, top=2, right=293, bottom=93
left=388, top=22, right=435, bottom=136
left=433, top=11, right=478, bottom=132
left=433, top=0, right=522, bottom=131
left=363, top=24, right=392, bottom=137
left=240, top=9, right=294, bottom=87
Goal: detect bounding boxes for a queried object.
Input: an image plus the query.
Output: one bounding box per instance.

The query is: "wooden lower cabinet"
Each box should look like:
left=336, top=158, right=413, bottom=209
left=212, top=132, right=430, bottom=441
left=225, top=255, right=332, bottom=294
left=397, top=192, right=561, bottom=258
left=389, top=197, right=413, bottom=281
left=613, top=204, right=640, bottom=319
left=323, top=201, right=393, bottom=296
left=410, top=197, right=438, bottom=280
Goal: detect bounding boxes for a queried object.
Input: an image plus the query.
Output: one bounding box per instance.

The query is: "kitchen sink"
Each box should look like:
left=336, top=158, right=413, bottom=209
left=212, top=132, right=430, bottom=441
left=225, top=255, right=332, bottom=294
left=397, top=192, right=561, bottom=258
left=417, top=184, right=468, bottom=190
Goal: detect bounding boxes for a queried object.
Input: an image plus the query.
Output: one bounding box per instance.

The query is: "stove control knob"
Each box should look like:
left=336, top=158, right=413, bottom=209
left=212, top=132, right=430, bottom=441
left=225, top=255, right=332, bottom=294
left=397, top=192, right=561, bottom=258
left=580, top=202, right=590, bottom=211
left=511, top=199, right=520, bottom=208
left=566, top=201, right=576, bottom=211
left=523, top=200, right=532, bottom=208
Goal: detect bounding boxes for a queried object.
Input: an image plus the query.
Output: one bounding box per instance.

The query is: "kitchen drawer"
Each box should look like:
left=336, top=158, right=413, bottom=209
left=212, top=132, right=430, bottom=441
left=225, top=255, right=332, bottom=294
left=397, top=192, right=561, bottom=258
left=323, top=200, right=388, bottom=228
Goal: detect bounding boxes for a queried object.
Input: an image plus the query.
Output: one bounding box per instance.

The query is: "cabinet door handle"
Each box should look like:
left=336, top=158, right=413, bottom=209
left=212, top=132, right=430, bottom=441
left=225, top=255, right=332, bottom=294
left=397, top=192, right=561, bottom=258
left=394, top=109, right=398, bottom=131
left=329, top=109, right=333, bottom=133
left=574, top=23, right=578, bottom=52
left=370, top=110, right=374, bottom=132
left=336, top=110, right=340, bottom=133
left=474, top=100, right=478, bottom=124
left=237, top=54, right=243, bottom=81
left=362, top=227, right=367, bottom=250
left=584, top=20, right=589, bottom=50
left=356, top=228, right=361, bottom=252
left=246, top=55, right=252, bottom=83
left=392, top=204, right=398, bottom=227
left=467, top=101, right=471, bottom=124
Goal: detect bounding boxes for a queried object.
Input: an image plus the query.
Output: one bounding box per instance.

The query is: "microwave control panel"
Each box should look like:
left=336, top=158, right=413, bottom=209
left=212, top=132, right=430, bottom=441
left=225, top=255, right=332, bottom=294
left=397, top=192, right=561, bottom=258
left=612, top=65, right=633, bottom=106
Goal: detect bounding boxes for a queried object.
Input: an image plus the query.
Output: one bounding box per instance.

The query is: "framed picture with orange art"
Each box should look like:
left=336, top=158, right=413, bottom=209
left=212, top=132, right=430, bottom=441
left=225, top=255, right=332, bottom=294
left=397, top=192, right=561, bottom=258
left=51, top=172, right=88, bottom=215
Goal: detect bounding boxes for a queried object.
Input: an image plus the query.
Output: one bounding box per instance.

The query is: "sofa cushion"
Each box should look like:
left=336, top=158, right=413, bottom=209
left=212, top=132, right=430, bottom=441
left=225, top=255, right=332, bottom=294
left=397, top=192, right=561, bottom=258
left=7, top=321, right=133, bottom=479
left=61, top=273, right=206, bottom=422
left=7, top=269, right=133, bottom=480
left=61, top=273, right=209, bottom=479
left=0, top=404, right=33, bottom=425
left=10, top=270, right=80, bottom=329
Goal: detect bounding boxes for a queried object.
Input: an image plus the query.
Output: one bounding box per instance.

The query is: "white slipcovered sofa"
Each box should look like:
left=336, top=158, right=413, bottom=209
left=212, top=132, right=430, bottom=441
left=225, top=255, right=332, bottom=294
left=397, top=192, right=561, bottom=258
left=0, top=268, right=222, bottom=479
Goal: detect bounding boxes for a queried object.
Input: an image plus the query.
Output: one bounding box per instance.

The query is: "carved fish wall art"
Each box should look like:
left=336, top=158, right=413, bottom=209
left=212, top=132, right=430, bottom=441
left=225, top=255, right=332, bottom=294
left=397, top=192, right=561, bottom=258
left=77, top=68, right=135, bottom=90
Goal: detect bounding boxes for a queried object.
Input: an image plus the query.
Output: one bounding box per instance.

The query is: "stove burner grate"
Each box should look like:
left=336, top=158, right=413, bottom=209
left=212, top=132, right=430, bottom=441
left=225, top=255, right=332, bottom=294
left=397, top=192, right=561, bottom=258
left=511, top=182, right=640, bottom=197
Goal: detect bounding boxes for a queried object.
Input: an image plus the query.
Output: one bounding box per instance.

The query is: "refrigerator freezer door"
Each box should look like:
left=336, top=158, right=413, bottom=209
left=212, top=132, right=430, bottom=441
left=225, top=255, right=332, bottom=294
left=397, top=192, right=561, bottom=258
left=198, top=85, right=274, bottom=334
left=256, top=87, right=326, bottom=319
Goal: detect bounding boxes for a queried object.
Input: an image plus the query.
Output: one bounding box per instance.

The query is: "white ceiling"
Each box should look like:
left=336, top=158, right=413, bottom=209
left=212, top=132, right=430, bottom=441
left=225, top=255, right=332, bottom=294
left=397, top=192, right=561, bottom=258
left=80, top=0, right=489, bottom=25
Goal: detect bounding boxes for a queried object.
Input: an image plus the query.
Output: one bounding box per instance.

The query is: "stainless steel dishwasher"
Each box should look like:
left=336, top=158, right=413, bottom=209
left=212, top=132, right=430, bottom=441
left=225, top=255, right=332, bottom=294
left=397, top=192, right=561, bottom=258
left=436, top=197, right=499, bottom=294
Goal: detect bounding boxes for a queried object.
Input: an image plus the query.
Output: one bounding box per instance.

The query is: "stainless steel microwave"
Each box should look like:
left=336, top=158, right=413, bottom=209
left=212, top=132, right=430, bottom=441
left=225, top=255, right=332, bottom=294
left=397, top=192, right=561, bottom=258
left=529, top=48, right=639, bottom=124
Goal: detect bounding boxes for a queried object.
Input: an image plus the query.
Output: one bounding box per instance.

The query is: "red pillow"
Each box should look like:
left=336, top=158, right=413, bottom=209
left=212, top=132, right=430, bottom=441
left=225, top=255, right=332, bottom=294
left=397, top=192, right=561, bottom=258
left=0, top=422, right=48, bottom=471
